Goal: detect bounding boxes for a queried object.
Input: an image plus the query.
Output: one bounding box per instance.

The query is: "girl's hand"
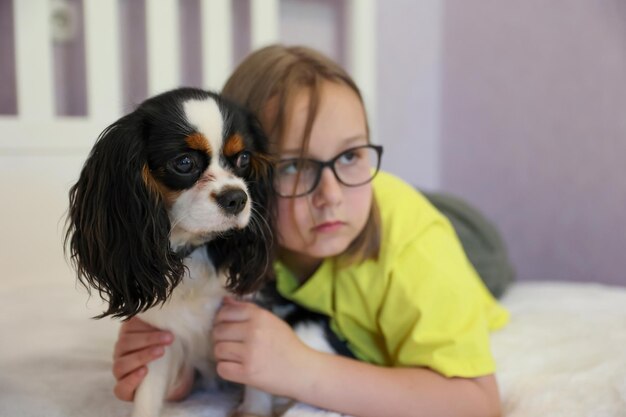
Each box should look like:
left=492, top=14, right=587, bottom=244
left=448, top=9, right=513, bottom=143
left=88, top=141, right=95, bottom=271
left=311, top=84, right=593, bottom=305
left=112, top=317, right=176, bottom=401
left=212, top=297, right=314, bottom=398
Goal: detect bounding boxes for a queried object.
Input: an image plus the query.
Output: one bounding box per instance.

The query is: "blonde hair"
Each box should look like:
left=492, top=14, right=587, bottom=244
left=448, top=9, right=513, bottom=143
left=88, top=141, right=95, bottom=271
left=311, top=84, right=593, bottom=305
left=222, top=44, right=380, bottom=265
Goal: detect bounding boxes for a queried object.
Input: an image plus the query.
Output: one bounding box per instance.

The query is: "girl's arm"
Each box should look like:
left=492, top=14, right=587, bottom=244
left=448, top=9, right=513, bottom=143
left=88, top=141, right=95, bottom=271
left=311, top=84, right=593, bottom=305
left=286, top=351, right=500, bottom=417
left=213, top=297, right=501, bottom=417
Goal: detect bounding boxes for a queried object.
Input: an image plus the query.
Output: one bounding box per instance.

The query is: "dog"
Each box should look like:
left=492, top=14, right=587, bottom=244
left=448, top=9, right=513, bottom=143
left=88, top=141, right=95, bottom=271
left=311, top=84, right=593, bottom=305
left=65, top=87, right=275, bottom=417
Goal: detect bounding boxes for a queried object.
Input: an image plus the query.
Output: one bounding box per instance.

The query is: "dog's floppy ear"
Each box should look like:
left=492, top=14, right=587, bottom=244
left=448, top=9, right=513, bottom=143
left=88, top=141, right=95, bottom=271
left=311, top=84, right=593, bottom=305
left=65, top=113, right=184, bottom=319
left=210, top=114, right=276, bottom=295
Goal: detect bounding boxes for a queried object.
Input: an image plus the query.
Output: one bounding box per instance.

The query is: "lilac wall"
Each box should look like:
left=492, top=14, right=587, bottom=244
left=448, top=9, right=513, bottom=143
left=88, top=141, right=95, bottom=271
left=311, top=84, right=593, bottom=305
left=52, top=0, right=87, bottom=116
left=0, top=0, right=17, bottom=114
left=377, top=0, right=442, bottom=189
left=440, top=0, right=626, bottom=285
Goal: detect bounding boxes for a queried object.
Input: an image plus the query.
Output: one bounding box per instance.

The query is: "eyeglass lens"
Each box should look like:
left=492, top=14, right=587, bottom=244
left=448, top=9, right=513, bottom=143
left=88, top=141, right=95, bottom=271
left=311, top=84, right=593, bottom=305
left=276, top=145, right=381, bottom=197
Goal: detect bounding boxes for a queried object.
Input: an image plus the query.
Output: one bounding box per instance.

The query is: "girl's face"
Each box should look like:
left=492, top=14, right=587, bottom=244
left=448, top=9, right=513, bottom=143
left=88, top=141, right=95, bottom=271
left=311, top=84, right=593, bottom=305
left=275, top=81, right=372, bottom=270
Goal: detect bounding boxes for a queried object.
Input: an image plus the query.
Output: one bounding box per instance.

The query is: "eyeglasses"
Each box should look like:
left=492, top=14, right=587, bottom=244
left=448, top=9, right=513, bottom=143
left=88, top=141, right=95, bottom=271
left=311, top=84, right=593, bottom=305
left=274, top=144, right=383, bottom=198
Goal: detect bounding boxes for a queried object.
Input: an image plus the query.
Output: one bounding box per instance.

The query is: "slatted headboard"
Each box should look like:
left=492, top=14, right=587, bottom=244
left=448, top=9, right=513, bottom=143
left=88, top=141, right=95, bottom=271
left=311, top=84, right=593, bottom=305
left=0, top=0, right=376, bottom=285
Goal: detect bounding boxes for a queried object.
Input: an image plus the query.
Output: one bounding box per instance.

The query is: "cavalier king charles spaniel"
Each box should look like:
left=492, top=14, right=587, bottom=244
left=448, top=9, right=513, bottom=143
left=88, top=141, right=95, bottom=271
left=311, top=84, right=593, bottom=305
left=65, top=87, right=276, bottom=417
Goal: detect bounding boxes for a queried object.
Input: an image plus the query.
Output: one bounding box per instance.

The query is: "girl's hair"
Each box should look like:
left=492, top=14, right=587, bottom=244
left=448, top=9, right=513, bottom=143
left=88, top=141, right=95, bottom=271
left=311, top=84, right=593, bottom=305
left=222, top=44, right=380, bottom=265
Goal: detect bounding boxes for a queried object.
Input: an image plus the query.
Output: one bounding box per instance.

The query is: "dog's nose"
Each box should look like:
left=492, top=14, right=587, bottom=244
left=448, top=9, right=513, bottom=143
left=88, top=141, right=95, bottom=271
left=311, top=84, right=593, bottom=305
left=216, top=189, right=248, bottom=215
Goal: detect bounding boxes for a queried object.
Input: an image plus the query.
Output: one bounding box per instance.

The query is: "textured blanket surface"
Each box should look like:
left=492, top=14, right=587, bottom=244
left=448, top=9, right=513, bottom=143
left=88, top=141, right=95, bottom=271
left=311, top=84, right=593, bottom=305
left=1, top=278, right=625, bottom=417
left=492, top=282, right=626, bottom=417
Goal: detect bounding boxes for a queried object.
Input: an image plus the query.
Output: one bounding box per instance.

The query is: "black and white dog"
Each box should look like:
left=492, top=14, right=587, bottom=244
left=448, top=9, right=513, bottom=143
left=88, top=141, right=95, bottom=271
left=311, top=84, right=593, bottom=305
left=66, top=88, right=277, bottom=417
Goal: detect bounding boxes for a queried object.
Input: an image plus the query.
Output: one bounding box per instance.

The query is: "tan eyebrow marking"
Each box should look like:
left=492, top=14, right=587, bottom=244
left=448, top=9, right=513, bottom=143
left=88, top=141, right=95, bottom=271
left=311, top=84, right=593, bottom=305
left=141, top=164, right=181, bottom=208
left=141, top=164, right=161, bottom=197
left=223, top=133, right=245, bottom=157
left=185, top=132, right=211, bottom=153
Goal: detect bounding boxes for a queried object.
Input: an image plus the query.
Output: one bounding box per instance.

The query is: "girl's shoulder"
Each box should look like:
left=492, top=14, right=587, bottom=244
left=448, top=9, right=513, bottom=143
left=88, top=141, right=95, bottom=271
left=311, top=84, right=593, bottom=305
left=372, top=171, right=450, bottom=251
left=372, top=171, right=435, bottom=212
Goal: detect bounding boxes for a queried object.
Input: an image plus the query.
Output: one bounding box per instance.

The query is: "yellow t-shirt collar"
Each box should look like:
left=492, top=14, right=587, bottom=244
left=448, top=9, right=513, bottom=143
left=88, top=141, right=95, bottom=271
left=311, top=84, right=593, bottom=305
left=274, top=260, right=335, bottom=316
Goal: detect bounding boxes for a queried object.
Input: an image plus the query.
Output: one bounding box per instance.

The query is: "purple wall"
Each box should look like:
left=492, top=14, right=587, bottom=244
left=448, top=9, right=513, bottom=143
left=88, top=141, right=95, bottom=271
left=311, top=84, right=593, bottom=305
left=440, top=0, right=626, bottom=285
left=119, top=0, right=148, bottom=112
left=377, top=0, right=442, bottom=189
left=0, top=0, right=17, bottom=115
left=52, top=0, right=87, bottom=116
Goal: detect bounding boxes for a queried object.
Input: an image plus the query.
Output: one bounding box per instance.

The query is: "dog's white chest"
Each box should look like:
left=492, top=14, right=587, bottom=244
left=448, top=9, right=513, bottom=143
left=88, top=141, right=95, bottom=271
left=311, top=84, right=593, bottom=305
left=138, top=247, right=227, bottom=368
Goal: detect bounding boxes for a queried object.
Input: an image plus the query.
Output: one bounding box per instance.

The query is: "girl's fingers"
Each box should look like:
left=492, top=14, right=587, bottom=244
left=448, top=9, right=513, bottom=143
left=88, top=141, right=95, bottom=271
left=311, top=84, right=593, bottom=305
left=214, top=298, right=255, bottom=323
left=212, top=321, right=248, bottom=343
left=216, top=360, right=245, bottom=384
left=113, top=366, right=147, bottom=402
left=112, top=346, right=165, bottom=380
left=119, top=316, right=160, bottom=333
left=213, top=341, right=245, bottom=362
left=113, top=331, right=173, bottom=359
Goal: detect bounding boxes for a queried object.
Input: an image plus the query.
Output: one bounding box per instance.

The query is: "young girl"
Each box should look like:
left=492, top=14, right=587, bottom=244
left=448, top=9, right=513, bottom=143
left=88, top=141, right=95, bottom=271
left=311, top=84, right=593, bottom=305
left=111, top=45, right=509, bottom=417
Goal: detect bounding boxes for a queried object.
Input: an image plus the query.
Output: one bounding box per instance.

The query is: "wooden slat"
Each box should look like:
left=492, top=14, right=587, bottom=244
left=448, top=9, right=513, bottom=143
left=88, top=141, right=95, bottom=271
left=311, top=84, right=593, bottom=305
left=250, top=0, right=279, bottom=49
left=200, top=0, right=233, bottom=91
left=145, top=0, right=181, bottom=95
left=346, top=0, right=377, bottom=141
left=83, top=0, right=122, bottom=120
left=13, top=0, right=54, bottom=120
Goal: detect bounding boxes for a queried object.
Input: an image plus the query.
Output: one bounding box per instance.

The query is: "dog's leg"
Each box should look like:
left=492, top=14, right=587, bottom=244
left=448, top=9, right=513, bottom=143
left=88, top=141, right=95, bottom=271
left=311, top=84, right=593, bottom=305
left=131, top=340, right=183, bottom=417
left=233, top=386, right=274, bottom=417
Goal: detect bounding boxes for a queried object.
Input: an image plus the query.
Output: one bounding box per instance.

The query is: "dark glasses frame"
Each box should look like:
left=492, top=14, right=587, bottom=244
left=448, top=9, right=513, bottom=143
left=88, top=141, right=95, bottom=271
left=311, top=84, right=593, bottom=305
left=275, top=144, right=384, bottom=198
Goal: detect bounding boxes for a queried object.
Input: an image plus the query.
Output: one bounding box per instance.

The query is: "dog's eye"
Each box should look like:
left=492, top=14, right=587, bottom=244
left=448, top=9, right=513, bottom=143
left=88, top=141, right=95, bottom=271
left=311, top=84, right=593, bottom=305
left=173, top=155, right=195, bottom=174
left=236, top=152, right=251, bottom=170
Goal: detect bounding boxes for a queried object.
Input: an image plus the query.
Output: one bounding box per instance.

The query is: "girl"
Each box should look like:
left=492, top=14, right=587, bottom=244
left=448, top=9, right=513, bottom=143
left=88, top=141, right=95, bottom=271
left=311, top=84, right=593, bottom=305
left=111, top=45, right=509, bottom=417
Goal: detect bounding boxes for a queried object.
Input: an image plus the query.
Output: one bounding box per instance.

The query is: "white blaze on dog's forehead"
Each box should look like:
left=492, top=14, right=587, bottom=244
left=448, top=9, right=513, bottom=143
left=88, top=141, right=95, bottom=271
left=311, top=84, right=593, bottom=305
left=183, top=98, right=224, bottom=153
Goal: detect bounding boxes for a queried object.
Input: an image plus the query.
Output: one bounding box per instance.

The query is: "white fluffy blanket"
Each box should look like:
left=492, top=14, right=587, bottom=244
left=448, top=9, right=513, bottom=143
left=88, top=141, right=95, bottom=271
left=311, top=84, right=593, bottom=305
left=492, top=282, right=626, bottom=416
left=1, top=279, right=625, bottom=417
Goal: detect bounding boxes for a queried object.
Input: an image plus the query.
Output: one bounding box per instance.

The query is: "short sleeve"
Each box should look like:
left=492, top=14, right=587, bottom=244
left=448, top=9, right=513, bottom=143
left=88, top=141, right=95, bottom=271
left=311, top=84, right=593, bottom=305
left=377, top=219, right=499, bottom=378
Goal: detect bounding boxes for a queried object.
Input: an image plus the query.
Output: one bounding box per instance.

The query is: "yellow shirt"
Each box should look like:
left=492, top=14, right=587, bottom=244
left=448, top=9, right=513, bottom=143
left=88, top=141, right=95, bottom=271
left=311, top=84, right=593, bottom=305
left=275, top=171, right=509, bottom=378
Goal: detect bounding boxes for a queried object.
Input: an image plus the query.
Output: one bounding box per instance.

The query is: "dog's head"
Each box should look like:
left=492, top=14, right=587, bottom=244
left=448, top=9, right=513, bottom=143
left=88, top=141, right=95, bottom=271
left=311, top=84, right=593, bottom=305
left=66, top=88, right=274, bottom=319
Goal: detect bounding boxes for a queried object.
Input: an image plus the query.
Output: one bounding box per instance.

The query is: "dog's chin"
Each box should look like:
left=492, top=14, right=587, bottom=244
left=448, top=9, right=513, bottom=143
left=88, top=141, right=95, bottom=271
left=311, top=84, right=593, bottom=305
left=169, top=220, right=250, bottom=250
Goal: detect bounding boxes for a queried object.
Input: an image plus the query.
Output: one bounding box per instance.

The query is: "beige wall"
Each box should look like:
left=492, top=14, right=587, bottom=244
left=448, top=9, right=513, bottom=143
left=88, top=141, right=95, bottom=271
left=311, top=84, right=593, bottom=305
left=440, top=0, right=626, bottom=285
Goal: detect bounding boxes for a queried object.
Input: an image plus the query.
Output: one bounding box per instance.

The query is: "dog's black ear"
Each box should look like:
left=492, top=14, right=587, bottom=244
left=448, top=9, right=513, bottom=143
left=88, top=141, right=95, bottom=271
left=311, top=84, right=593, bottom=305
left=210, top=114, right=276, bottom=295
left=65, top=113, right=184, bottom=319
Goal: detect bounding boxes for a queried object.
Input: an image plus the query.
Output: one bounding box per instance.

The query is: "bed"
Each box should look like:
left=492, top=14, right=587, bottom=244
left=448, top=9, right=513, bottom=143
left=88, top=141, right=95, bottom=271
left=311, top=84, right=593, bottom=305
left=2, top=271, right=625, bottom=417
left=1, top=1, right=625, bottom=416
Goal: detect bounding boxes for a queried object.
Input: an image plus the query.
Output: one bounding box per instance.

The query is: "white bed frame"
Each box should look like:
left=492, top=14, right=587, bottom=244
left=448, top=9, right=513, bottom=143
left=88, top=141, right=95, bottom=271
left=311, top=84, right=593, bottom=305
left=0, top=0, right=375, bottom=284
